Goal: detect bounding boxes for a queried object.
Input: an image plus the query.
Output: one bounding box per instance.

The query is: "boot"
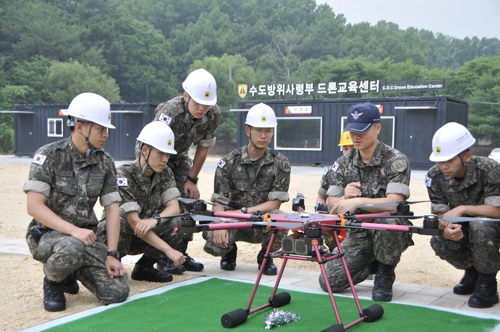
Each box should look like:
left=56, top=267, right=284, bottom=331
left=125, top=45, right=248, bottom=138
left=131, top=264, right=173, bottom=283
left=220, top=244, right=237, bottom=271
left=63, top=271, right=79, bottom=294
left=257, top=249, right=277, bottom=276
left=177, top=240, right=204, bottom=271
left=468, top=272, right=499, bottom=308
left=372, top=263, right=396, bottom=302
left=43, top=277, right=66, bottom=312
left=453, top=266, right=479, bottom=295
left=156, top=258, right=186, bottom=275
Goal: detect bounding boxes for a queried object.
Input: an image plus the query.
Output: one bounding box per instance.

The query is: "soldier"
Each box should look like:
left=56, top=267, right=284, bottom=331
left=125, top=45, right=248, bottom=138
left=153, top=68, right=221, bottom=274
left=426, top=122, right=500, bottom=308
left=203, top=103, right=291, bottom=275
left=96, top=121, right=186, bottom=282
left=24, top=93, right=129, bottom=312
left=319, top=103, right=412, bottom=302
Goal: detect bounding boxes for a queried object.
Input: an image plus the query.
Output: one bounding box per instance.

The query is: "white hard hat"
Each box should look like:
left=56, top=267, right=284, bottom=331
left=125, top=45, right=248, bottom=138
left=137, top=121, right=177, bottom=155
left=245, top=103, right=277, bottom=128
left=182, top=69, right=217, bottom=106
left=430, top=122, right=476, bottom=162
left=67, top=92, right=115, bottom=129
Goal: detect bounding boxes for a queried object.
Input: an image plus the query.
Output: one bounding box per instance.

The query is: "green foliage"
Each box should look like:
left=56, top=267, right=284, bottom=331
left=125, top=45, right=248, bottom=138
left=0, top=85, right=30, bottom=153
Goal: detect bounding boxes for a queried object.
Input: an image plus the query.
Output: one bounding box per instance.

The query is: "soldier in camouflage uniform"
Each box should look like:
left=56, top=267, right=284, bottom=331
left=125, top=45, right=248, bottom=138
left=152, top=69, right=221, bottom=274
left=426, top=122, right=500, bottom=308
left=24, top=93, right=129, bottom=312
left=203, top=103, right=291, bottom=276
left=318, top=103, right=412, bottom=302
left=97, top=121, right=186, bottom=283
left=316, top=131, right=354, bottom=250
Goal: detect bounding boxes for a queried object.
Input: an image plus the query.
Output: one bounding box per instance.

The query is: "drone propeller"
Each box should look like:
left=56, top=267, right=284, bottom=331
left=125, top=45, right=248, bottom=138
left=152, top=213, right=188, bottom=221
left=358, top=200, right=429, bottom=209
left=440, top=216, right=500, bottom=223
left=190, top=214, right=240, bottom=223
left=177, top=197, right=231, bottom=210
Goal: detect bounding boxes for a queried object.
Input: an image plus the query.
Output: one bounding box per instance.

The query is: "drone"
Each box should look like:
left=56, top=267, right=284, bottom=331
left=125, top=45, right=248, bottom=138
left=161, top=197, right=500, bottom=332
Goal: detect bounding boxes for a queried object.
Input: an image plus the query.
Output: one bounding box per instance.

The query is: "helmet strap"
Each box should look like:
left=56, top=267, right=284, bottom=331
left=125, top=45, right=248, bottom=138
left=78, top=121, right=96, bottom=158
left=140, top=143, right=154, bottom=177
left=445, top=153, right=467, bottom=180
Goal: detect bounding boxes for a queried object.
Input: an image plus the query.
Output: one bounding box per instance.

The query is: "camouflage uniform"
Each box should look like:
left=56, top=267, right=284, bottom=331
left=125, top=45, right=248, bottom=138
left=426, top=156, right=500, bottom=273
left=319, top=142, right=412, bottom=292
left=24, top=137, right=129, bottom=305
left=134, top=95, right=221, bottom=193
left=317, top=165, right=338, bottom=250
left=203, top=144, right=291, bottom=256
left=96, top=159, right=186, bottom=261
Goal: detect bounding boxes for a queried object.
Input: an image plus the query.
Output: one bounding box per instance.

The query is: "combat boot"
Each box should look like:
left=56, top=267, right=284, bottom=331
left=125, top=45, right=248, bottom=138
left=176, top=240, right=204, bottom=271
left=257, top=249, right=277, bottom=276
left=63, top=271, right=79, bottom=294
left=131, top=264, right=173, bottom=283
left=156, top=258, right=186, bottom=275
left=43, top=277, right=66, bottom=312
left=372, top=263, right=396, bottom=302
left=453, top=266, right=479, bottom=295
left=468, top=272, right=499, bottom=308
left=220, top=244, right=237, bottom=271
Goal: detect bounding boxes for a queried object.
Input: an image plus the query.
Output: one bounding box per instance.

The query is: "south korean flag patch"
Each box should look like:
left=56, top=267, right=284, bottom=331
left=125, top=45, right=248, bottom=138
left=323, top=167, right=329, bottom=176
left=158, top=113, right=172, bottom=125
left=117, top=178, right=128, bottom=187
left=217, top=159, right=226, bottom=169
left=331, top=161, right=340, bottom=173
left=424, top=175, right=432, bottom=188
left=32, top=154, right=47, bottom=166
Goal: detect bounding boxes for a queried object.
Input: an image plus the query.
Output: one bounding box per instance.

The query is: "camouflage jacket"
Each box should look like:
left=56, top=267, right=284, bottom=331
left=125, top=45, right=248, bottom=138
left=326, top=141, right=411, bottom=200
left=23, top=137, right=121, bottom=230
left=153, top=95, right=221, bottom=162
left=425, top=156, right=500, bottom=214
left=116, top=159, right=181, bottom=219
left=318, top=165, right=335, bottom=198
left=211, top=144, right=291, bottom=209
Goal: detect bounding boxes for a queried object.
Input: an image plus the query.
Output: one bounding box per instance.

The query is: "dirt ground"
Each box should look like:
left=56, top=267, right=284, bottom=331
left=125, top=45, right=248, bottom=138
left=0, top=156, right=465, bottom=331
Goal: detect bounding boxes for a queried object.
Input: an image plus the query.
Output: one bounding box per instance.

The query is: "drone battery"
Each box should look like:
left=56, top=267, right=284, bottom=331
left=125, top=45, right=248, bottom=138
left=282, top=237, right=295, bottom=253
left=294, top=238, right=308, bottom=255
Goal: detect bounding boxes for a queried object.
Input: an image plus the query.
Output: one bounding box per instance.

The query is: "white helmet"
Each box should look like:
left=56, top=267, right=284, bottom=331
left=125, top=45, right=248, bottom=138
left=67, top=92, right=115, bottom=129
left=430, top=122, right=476, bottom=162
left=137, top=121, right=177, bottom=155
left=245, top=103, right=278, bottom=128
left=182, top=68, right=217, bottom=106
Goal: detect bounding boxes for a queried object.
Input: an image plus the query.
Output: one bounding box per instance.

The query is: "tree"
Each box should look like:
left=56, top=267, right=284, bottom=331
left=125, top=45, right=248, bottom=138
left=0, top=85, right=30, bottom=153
left=43, top=60, right=120, bottom=103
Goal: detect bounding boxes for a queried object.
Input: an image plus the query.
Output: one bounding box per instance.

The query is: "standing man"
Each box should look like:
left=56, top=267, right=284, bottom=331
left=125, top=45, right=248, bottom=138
left=426, top=122, right=500, bottom=308
left=24, top=93, right=129, bottom=312
left=97, top=121, right=186, bottom=282
left=203, top=103, right=291, bottom=275
left=319, top=103, right=412, bottom=302
left=154, top=68, right=221, bottom=274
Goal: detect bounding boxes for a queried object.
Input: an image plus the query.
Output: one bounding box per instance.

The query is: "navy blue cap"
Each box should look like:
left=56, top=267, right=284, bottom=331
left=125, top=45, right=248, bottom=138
left=344, top=103, right=381, bottom=134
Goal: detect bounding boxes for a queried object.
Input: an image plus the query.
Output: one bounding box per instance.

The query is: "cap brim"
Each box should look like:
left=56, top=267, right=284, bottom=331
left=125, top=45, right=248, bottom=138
left=344, top=122, right=373, bottom=134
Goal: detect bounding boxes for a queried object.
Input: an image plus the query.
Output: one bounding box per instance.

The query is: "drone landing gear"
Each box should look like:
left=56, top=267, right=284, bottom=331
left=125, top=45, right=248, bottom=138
left=220, top=229, right=384, bottom=330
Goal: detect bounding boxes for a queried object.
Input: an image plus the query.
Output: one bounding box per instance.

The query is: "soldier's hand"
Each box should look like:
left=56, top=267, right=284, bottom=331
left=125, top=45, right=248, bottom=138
left=344, top=182, right=361, bottom=199
left=443, top=223, right=463, bottom=241
left=134, top=218, right=156, bottom=238
left=330, top=197, right=361, bottom=214
left=105, top=256, right=126, bottom=278
left=214, top=229, right=229, bottom=248
left=184, top=181, right=200, bottom=199
left=71, top=228, right=96, bottom=246
left=166, top=248, right=186, bottom=266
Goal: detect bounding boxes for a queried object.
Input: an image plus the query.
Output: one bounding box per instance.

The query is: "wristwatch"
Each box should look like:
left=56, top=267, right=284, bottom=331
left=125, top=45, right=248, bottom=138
left=241, top=207, right=248, bottom=214
left=107, top=250, right=121, bottom=261
left=153, top=213, right=162, bottom=226
left=186, top=175, right=199, bottom=184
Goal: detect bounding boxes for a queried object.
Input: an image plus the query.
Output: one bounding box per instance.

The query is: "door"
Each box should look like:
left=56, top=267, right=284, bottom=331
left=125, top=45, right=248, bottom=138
left=403, top=109, right=436, bottom=168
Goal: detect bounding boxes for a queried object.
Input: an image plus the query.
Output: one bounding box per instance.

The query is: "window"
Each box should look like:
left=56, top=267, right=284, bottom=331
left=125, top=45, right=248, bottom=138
left=47, top=118, right=63, bottom=137
left=274, top=117, right=322, bottom=151
left=341, top=116, right=395, bottom=147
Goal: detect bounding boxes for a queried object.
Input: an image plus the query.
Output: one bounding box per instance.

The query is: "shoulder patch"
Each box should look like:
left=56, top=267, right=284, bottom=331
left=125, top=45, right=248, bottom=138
left=391, top=160, right=407, bottom=173
left=117, top=178, right=128, bottom=187
left=323, top=167, right=329, bottom=176
left=158, top=113, right=172, bottom=125
left=32, top=154, right=47, bottom=166
left=217, top=159, right=226, bottom=169
left=281, top=160, right=291, bottom=173
left=487, top=168, right=500, bottom=184
left=424, top=175, right=432, bottom=188
left=331, top=161, right=340, bottom=173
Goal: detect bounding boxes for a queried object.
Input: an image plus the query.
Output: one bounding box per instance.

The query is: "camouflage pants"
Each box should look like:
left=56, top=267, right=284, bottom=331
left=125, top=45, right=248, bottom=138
left=319, top=218, right=413, bottom=292
left=202, top=209, right=288, bottom=257
left=430, top=221, right=500, bottom=273
left=96, top=217, right=186, bottom=261
left=31, top=231, right=129, bottom=305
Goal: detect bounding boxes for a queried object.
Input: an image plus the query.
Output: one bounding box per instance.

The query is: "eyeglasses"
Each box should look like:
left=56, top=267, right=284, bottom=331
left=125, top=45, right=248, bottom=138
left=252, top=128, right=274, bottom=137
